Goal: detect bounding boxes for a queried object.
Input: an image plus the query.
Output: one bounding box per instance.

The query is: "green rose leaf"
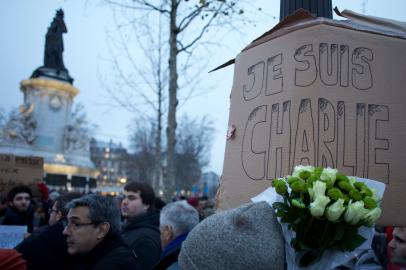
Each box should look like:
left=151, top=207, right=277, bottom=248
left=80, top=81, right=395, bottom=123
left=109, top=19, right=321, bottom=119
left=337, top=228, right=366, bottom=251
left=272, top=202, right=289, bottom=212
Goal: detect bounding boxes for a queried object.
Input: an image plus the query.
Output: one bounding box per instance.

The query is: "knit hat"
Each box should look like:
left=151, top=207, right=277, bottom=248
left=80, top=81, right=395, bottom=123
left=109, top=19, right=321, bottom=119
left=178, top=201, right=285, bottom=270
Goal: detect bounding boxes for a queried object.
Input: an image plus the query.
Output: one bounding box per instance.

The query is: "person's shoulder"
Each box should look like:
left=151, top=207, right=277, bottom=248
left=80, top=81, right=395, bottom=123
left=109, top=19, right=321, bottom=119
left=16, top=222, right=65, bottom=254
left=94, top=245, right=141, bottom=270
left=122, top=222, right=160, bottom=239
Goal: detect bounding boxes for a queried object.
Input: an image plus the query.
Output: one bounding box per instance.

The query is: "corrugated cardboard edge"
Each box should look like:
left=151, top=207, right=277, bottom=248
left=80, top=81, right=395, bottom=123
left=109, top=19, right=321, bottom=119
left=338, top=8, right=406, bottom=34
left=211, top=8, right=406, bottom=72
left=245, top=11, right=406, bottom=52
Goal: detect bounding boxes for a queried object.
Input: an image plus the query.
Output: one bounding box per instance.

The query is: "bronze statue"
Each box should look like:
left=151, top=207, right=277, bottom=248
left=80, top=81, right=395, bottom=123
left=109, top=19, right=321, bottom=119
left=44, top=9, right=67, bottom=70
left=31, top=9, right=73, bottom=83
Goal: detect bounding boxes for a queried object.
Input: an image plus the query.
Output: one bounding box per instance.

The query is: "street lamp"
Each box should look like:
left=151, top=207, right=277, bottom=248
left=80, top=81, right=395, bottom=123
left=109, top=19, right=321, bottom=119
left=119, top=177, right=127, bottom=184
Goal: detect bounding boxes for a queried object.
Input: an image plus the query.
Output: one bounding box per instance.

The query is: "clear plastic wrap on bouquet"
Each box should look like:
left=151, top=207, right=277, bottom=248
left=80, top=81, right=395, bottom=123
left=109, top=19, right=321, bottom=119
left=252, top=177, right=385, bottom=270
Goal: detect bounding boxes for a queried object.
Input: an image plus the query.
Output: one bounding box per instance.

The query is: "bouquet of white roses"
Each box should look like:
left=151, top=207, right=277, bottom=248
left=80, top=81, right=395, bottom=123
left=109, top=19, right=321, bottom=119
left=269, top=165, right=384, bottom=268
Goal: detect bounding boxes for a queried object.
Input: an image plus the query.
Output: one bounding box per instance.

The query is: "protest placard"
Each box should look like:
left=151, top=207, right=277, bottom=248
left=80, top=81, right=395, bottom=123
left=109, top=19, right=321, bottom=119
left=0, top=225, right=27, bottom=248
left=218, top=10, right=406, bottom=226
left=0, top=153, right=43, bottom=196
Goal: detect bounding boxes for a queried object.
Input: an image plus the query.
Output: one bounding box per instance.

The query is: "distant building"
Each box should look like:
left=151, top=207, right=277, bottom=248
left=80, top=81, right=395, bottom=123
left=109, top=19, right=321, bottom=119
left=90, top=138, right=130, bottom=194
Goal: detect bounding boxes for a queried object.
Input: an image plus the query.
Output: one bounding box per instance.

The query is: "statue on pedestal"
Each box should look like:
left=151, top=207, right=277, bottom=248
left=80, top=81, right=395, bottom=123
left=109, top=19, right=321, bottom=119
left=31, top=9, right=73, bottom=83
left=44, top=9, right=67, bottom=71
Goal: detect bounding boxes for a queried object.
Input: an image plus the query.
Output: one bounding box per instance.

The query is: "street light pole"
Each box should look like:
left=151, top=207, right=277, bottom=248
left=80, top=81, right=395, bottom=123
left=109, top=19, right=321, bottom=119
left=279, top=0, right=333, bottom=21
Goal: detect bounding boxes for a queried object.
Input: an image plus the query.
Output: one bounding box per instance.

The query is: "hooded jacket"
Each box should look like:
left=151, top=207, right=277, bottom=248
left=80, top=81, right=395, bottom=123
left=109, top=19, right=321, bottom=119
left=122, top=211, right=161, bottom=270
left=0, top=205, right=44, bottom=233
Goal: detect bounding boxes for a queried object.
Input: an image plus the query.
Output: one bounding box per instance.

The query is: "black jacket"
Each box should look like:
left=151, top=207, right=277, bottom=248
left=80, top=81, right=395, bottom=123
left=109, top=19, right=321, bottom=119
left=122, top=212, right=161, bottom=270
left=71, top=233, right=140, bottom=270
left=153, top=249, right=180, bottom=270
left=0, top=205, right=45, bottom=233
left=153, top=233, right=188, bottom=270
left=15, top=219, right=73, bottom=270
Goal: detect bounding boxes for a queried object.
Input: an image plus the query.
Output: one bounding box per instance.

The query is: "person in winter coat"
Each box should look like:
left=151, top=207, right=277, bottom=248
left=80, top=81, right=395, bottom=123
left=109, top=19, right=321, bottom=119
left=153, top=200, right=199, bottom=270
left=121, top=181, right=161, bottom=270
left=0, top=186, right=45, bottom=234
left=63, top=194, right=140, bottom=270
left=15, top=192, right=81, bottom=270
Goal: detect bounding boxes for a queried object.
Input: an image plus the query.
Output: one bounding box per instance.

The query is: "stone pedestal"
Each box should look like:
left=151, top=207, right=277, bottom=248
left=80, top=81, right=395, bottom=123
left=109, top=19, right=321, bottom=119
left=0, top=77, right=98, bottom=191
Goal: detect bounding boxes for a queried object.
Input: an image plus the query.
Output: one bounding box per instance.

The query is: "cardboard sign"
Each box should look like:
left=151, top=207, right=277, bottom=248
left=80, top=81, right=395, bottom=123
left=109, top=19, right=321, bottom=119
left=0, top=154, right=44, bottom=196
left=0, top=225, right=27, bottom=248
left=219, top=12, right=406, bottom=226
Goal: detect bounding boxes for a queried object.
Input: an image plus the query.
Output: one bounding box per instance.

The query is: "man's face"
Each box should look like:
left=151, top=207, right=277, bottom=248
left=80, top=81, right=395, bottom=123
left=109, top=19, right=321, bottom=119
left=11, top=192, right=31, bottom=212
left=121, top=190, right=149, bottom=219
left=48, top=201, right=61, bottom=226
left=389, top=227, right=406, bottom=266
left=62, top=206, right=101, bottom=255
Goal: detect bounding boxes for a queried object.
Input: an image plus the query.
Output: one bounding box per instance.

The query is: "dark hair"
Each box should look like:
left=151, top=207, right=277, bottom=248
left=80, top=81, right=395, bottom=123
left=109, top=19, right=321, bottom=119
left=0, top=193, right=7, bottom=204
left=7, top=186, right=32, bottom=202
left=55, top=192, right=82, bottom=217
left=154, top=197, right=166, bottom=212
left=124, top=181, right=156, bottom=211
left=65, top=194, right=121, bottom=236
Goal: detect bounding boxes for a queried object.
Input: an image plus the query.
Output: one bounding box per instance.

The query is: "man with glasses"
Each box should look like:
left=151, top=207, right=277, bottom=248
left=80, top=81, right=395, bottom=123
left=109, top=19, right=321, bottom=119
left=63, top=194, right=140, bottom=269
left=16, top=192, right=80, bottom=270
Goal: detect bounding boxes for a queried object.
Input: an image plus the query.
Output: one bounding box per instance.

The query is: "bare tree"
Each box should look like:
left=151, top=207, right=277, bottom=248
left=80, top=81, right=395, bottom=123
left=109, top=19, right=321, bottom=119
left=175, top=114, right=214, bottom=192
left=128, top=114, right=213, bottom=197
left=128, top=118, right=157, bottom=184
left=100, top=10, right=169, bottom=193
left=102, top=0, right=254, bottom=197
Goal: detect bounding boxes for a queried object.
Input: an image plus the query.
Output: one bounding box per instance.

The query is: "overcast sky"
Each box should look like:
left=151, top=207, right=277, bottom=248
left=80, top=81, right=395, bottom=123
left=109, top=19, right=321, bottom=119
left=0, top=0, right=404, bottom=175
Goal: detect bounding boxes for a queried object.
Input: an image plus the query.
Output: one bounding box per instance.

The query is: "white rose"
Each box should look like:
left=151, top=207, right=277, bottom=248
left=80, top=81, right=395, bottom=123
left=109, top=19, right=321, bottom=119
left=308, top=180, right=327, bottom=201
left=363, top=207, right=382, bottom=226
left=326, top=199, right=346, bottom=222
left=320, top=167, right=338, bottom=184
left=344, top=201, right=370, bottom=225
left=310, top=195, right=331, bottom=218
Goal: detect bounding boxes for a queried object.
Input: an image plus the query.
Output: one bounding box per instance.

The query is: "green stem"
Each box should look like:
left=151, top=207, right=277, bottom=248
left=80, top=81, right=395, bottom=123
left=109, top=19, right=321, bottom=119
left=304, top=216, right=314, bottom=234
left=320, top=221, right=330, bottom=249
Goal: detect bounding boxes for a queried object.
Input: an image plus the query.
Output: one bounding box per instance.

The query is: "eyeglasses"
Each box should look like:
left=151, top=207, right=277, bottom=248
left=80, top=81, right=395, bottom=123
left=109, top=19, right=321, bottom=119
left=63, top=220, right=97, bottom=231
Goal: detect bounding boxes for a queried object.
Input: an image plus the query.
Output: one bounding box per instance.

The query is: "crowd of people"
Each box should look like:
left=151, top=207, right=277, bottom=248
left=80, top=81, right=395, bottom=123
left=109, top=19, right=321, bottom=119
left=0, top=182, right=405, bottom=270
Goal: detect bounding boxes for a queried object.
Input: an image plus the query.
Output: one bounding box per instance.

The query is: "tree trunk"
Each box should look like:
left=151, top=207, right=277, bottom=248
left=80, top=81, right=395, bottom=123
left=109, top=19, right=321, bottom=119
left=166, top=0, right=178, bottom=199
left=152, top=78, right=163, bottom=195
left=152, top=17, right=164, bottom=197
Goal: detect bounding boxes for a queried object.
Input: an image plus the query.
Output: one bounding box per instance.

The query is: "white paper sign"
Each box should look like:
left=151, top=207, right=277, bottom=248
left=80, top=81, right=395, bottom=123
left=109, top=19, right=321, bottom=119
left=0, top=225, right=27, bottom=248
